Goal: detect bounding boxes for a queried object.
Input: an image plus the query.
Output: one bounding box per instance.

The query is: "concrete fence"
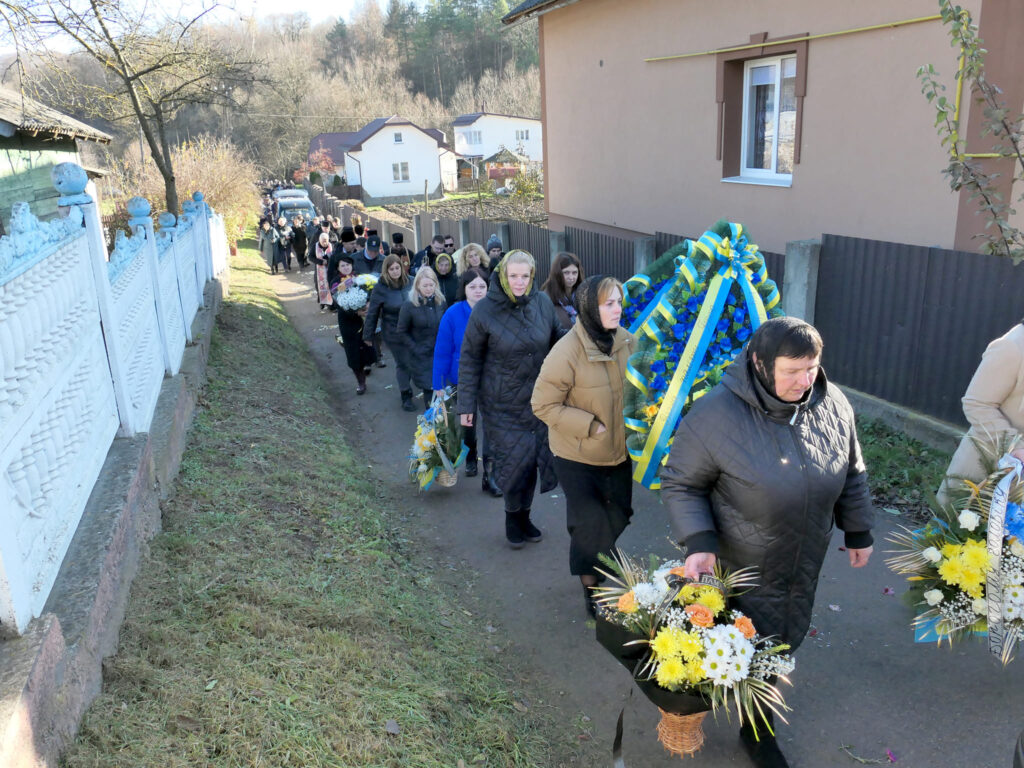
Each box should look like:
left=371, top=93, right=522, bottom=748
left=0, top=162, right=228, bottom=638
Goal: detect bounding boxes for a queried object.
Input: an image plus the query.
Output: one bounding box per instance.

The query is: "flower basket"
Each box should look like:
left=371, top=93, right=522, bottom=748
left=593, top=551, right=793, bottom=757
left=409, top=388, right=467, bottom=491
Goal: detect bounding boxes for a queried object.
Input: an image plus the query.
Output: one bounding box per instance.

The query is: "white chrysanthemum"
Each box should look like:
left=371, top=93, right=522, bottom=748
left=921, top=546, right=942, bottom=563
left=1011, top=539, right=1024, bottom=558
left=924, top=589, right=944, bottom=606
left=727, top=658, right=749, bottom=682
left=1006, top=585, right=1024, bottom=606
left=1007, top=603, right=1020, bottom=620
left=732, top=638, right=755, bottom=660
left=709, top=664, right=734, bottom=687
left=632, top=582, right=664, bottom=610
left=958, top=510, right=981, bottom=531
left=972, top=597, right=988, bottom=615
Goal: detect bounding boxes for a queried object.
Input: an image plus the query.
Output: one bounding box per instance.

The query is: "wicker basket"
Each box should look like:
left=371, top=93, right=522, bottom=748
left=435, top=468, right=458, bottom=487
left=656, top=709, right=707, bottom=758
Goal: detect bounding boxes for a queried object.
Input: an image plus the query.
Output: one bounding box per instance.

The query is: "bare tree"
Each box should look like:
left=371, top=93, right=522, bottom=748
left=29, top=0, right=265, bottom=214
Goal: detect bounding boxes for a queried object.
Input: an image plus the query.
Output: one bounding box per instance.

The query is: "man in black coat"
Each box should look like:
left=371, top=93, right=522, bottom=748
left=412, top=234, right=444, bottom=274
left=328, top=228, right=359, bottom=287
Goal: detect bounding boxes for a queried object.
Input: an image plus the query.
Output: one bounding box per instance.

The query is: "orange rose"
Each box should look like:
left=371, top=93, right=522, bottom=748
left=734, top=616, right=756, bottom=639
left=669, top=567, right=687, bottom=578
left=617, top=590, right=638, bottom=614
left=685, top=603, right=714, bottom=628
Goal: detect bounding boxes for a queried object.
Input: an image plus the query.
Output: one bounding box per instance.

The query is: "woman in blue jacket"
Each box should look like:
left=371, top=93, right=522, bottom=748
left=432, top=267, right=500, bottom=495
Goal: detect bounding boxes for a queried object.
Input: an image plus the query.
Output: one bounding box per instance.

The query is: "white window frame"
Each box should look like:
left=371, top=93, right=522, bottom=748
left=394, top=132, right=403, bottom=144
left=467, top=130, right=482, bottom=145
left=515, top=129, right=530, bottom=141
left=736, top=54, right=795, bottom=186
left=393, top=161, right=409, bottom=182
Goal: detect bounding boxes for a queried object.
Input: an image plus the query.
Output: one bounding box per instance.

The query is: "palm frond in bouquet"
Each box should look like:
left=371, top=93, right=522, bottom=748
left=408, top=388, right=467, bottom=490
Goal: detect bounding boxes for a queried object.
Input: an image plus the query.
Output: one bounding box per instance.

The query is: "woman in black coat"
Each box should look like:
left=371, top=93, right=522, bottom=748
left=458, top=250, right=563, bottom=548
left=290, top=215, right=308, bottom=268
left=332, top=253, right=376, bottom=394
left=397, top=266, right=445, bottom=410
left=364, top=254, right=416, bottom=411
left=433, top=251, right=459, bottom=306
left=661, top=316, right=875, bottom=767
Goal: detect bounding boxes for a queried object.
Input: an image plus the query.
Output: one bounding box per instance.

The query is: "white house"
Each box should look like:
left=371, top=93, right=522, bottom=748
left=452, top=112, right=543, bottom=167
left=309, top=117, right=457, bottom=204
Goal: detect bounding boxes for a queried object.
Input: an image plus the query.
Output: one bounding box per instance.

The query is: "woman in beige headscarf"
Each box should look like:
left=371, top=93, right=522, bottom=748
left=939, top=321, right=1024, bottom=503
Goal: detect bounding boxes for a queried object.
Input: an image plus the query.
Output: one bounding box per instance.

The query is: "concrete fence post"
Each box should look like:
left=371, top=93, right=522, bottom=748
left=498, top=222, right=511, bottom=252
left=458, top=218, right=471, bottom=247
left=782, top=238, right=821, bottom=323
left=381, top=220, right=393, bottom=244
left=431, top=218, right=441, bottom=238
left=413, top=213, right=425, bottom=252
left=549, top=229, right=566, bottom=256
left=633, top=236, right=656, bottom=276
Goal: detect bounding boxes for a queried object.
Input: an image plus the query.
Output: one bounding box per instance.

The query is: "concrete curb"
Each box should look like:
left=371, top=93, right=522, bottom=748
left=0, top=276, right=227, bottom=768
left=839, top=384, right=964, bottom=454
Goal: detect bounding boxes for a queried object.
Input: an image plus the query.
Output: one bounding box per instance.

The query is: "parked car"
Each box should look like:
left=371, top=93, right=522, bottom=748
left=276, top=198, right=317, bottom=222
left=272, top=188, right=309, bottom=201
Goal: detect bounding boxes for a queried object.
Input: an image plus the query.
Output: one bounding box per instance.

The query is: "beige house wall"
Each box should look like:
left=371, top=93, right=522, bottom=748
left=540, top=0, right=984, bottom=253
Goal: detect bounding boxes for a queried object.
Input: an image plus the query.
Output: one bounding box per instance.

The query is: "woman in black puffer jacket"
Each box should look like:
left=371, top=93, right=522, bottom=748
left=365, top=254, right=416, bottom=411
left=397, top=266, right=445, bottom=410
left=458, top=250, right=564, bottom=548
left=661, top=316, right=875, bottom=768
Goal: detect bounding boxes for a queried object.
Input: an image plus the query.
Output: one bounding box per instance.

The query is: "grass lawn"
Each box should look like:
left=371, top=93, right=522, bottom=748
left=61, top=236, right=561, bottom=768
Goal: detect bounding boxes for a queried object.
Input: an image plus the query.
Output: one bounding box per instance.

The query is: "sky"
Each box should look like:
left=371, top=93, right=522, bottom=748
left=219, top=0, right=390, bottom=26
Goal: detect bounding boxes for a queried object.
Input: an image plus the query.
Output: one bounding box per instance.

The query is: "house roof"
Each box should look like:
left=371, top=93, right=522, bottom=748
left=0, top=87, right=111, bottom=143
left=452, top=111, right=542, bottom=126
left=311, top=116, right=449, bottom=162
left=483, top=148, right=530, bottom=164
left=502, top=0, right=583, bottom=25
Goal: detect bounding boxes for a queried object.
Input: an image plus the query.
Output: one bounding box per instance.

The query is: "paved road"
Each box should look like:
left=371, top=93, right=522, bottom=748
left=272, top=265, right=1022, bottom=768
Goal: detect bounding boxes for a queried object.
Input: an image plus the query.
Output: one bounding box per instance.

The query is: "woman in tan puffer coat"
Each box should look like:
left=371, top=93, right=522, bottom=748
left=938, top=322, right=1024, bottom=503
left=532, top=275, right=637, bottom=617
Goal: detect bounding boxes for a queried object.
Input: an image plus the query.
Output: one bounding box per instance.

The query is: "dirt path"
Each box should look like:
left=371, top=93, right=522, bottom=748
left=271, top=265, right=1023, bottom=768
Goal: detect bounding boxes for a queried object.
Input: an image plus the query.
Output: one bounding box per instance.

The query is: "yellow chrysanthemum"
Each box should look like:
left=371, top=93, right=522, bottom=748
left=941, top=542, right=962, bottom=558
left=650, top=627, right=683, bottom=661
left=683, top=660, right=705, bottom=684
left=676, top=631, right=703, bottom=662
left=938, top=558, right=966, bottom=587
left=961, top=542, right=991, bottom=572
left=677, top=584, right=701, bottom=604
left=654, top=656, right=688, bottom=688
left=693, top=587, right=726, bottom=616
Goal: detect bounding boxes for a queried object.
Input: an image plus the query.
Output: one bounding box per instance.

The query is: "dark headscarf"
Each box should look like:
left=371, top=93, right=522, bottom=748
left=746, top=316, right=823, bottom=395
left=575, top=275, right=616, bottom=356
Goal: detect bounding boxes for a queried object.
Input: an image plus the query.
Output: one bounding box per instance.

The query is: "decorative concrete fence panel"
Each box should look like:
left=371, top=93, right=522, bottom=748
left=0, top=162, right=228, bottom=636
left=0, top=202, right=120, bottom=636
left=106, top=225, right=164, bottom=435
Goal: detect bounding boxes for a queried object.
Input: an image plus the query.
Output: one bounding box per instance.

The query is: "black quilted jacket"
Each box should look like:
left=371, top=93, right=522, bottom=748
left=458, top=275, right=563, bottom=494
left=661, top=348, right=875, bottom=650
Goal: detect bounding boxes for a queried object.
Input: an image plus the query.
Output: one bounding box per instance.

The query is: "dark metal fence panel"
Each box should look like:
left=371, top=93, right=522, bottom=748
left=508, top=220, right=552, bottom=277
left=761, top=251, right=785, bottom=288
left=815, top=234, right=1024, bottom=425
left=564, top=226, right=635, bottom=281
left=655, top=231, right=689, bottom=256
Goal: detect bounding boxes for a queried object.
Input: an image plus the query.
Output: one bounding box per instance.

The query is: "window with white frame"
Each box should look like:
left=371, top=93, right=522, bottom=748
left=515, top=129, right=530, bottom=141
left=392, top=162, right=409, bottom=182
left=394, top=132, right=403, bottom=144
left=466, top=130, right=482, bottom=145
left=740, top=55, right=796, bottom=181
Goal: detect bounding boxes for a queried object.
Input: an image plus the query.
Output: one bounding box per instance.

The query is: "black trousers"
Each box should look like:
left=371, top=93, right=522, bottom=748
left=554, top=456, right=633, bottom=577
left=504, top=467, right=537, bottom=516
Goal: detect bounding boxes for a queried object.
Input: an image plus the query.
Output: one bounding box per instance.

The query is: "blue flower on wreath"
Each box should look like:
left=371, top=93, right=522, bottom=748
left=643, top=289, right=655, bottom=302
left=667, top=351, right=681, bottom=365
left=650, top=360, right=667, bottom=375
left=733, top=307, right=747, bottom=325
left=685, top=296, right=702, bottom=314
left=736, top=326, right=752, bottom=343
left=672, top=323, right=688, bottom=340
left=1007, top=502, right=1024, bottom=542
left=649, top=375, right=668, bottom=393
left=727, top=293, right=738, bottom=306
left=716, top=317, right=731, bottom=334
left=672, top=342, right=686, bottom=356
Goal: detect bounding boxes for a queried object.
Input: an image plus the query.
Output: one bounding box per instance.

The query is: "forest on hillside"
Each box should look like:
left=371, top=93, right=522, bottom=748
left=8, top=0, right=540, bottom=177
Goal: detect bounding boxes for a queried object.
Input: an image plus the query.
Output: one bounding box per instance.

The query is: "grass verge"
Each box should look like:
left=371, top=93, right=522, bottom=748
left=856, top=416, right=952, bottom=522
left=61, top=237, right=560, bottom=768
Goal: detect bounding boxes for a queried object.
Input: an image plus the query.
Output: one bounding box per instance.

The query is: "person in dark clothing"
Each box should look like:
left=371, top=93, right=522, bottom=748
left=433, top=251, right=459, bottom=306
left=366, top=228, right=390, bottom=255
left=364, top=254, right=416, bottom=410
left=458, top=250, right=564, bottom=548
left=413, top=234, right=444, bottom=274
left=327, top=228, right=358, bottom=289
left=455, top=242, right=492, bottom=277
left=332, top=252, right=376, bottom=394
left=397, top=266, right=445, bottom=409
left=542, top=251, right=583, bottom=331
left=291, top=215, right=308, bottom=268
left=257, top=218, right=277, bottom=270
left=354, top=234, right=385, bottom=276
left=485, top=234, right=503, bottom=265
left=271, top=216, right=292, bottom=273
left=308, top=218, right=337, bottom=263
left=532, top=275, right=636, bottom=617
left=391, top=232, right=411, bottom=274
left=661, top=316, right=875, bottom=768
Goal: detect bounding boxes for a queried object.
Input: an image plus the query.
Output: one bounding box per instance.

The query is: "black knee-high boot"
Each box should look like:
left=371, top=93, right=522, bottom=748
left=739, top=707, right=788, bottom=768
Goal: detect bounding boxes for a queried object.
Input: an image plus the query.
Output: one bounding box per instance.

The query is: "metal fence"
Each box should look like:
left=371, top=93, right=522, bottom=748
left=564, top=226, right=635, bottom=281
left=655, top=230, right=785, bottom=286
left=815, top=234, right=1024, bottom=425
left=509, top=219, right=553, bottom=277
